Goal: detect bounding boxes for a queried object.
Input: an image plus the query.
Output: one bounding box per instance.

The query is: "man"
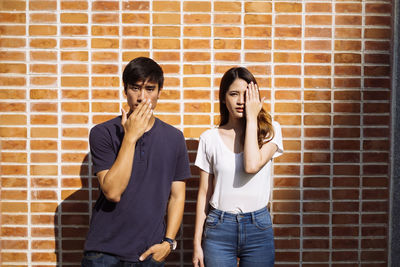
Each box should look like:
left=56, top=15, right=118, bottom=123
left=82, top=57, right=191, bottom=266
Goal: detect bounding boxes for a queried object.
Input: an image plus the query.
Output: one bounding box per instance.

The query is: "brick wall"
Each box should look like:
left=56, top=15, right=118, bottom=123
left=0, top=0, right=392, bottom=266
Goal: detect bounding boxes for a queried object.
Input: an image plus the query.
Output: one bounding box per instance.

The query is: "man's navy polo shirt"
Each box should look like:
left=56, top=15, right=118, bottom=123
left=84, top=116, right=191, bottom=262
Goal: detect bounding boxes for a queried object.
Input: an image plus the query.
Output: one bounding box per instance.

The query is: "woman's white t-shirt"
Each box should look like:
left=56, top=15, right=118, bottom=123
left=195, top=121, right=284, bottom=214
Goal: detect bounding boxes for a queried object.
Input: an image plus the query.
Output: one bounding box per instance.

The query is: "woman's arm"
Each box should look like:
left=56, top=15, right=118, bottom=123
left=192, top=170, right=214, bottom=267
left=243, top=82, right=278, bottom=174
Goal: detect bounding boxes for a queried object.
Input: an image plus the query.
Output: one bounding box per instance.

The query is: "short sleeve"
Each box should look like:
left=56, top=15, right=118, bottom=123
left=269, top=121, right=284, bottom=158
left=195, top=133, right=213, bottom=174
left=89, top=125, right=116, bottom=174
left=173, top=132, right=191, bottom=181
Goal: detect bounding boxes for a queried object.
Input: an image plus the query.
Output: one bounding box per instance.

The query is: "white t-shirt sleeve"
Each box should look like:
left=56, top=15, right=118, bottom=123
left=195, top=132, right=214, bottom=174
left=269, top=121, right=284, bottom=158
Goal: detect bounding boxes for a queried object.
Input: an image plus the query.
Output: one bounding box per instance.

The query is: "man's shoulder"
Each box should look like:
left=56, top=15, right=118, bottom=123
left=90, top=116, right=122, bottom=137
left=155, top=118, right=184, bottom=137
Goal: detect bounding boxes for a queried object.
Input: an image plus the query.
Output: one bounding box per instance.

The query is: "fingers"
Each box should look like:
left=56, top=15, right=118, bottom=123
left=254, top=82, right=260, bottom=100
left=133, top=99, right=151, bottom=116
left=139, top=247, right=152, bottom=261
left=193, top=258, right=204, bottom=267
left=192, top=258, right=200, bottom=267
left=121, top=108, right=127, bottom=125
left=130, top=100, right=152, bottom=123
left=246, top=82, right=260, bottom=102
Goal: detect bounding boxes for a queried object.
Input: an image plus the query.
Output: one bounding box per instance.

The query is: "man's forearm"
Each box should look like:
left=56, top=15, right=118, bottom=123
left=165, top=182, right=186, bottom=240
left=99, top=137, right=137, bottom=202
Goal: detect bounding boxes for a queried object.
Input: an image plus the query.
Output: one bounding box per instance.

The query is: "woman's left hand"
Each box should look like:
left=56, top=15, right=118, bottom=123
left=245, top=82, right=265, bottom=121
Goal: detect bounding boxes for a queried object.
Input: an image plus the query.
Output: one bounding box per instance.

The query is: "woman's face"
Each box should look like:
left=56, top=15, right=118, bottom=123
left=224, top=78, right=248, bottom=120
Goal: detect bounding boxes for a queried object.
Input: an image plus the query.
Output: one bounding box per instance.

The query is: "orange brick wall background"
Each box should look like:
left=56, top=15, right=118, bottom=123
left=0, top=0, right=392, bottom=266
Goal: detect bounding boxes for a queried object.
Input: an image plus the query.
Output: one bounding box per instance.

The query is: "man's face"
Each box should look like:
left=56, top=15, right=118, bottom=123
left=125, top=80, right=160, bottom=112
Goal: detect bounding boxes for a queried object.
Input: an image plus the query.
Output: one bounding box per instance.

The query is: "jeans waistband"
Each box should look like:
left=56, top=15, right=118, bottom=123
left=209, top=206, right=269, bottom=223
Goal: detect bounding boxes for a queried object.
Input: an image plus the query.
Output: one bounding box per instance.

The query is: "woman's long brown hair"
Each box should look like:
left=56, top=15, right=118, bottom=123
left=219, top=67, right=274, bottom=148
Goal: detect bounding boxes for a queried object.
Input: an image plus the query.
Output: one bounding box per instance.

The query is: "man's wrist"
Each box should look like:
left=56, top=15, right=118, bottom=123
left=162, top=237, right=177, bottom=250
left=122, top=134, right=139, bottom=145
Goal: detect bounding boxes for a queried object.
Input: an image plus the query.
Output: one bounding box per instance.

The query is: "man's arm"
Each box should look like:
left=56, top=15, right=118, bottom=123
left=98, top=100, right=152, bottom=202
left=139, top=181, right=186, bottom=262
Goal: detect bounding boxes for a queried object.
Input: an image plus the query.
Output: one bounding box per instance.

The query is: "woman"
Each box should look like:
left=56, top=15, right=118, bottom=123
left=192, top=67, right=283, bottom=267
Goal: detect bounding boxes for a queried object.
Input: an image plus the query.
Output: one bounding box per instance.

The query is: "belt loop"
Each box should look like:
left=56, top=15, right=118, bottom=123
left=251, top=212, right=255, bottom=224
left=220, top=211, right=225, bottom=223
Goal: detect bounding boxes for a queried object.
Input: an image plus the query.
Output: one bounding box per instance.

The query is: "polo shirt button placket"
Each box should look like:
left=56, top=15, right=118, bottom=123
left=141, top=137, right=145, bottom=159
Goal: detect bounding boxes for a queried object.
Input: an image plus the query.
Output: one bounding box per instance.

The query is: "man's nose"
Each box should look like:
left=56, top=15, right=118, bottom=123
left=137, top=89, right=145, bottom=102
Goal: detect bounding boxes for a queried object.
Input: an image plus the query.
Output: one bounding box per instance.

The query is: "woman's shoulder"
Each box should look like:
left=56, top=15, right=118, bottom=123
left=272, top=120, right=281, bottom=129
left=199, top=127, right=219, bottom=141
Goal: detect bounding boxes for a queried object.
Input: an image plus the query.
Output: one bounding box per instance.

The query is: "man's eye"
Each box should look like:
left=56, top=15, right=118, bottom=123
left=132, top=86, right=140, bottom=91
left=146, top=88, right=154, bottom=91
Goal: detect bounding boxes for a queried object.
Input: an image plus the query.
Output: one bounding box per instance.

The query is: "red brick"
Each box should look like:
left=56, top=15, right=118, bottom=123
left=365, top=41, right=390, bottom=51
left=2, top=202, right=27, bottom=212
left=214, top=1, right=241, bottom=12
left=304, top=227, right=329, bottom=237
left=275, top=27, right=301, bottom=38
left=303, top=177, right=330, bottom=188
left=306, top=27, right=331, bottom=38
left=1, top=239, right=28, bottom=249
left=366, top=3, right=391, bottom=14
left=335, top=28, right=361, bottom=38
left=303, top=190, right=329, bottom=201
left=303, top=239, right=329, bottom=249
left=304, top=140, right=330, bottom=150
left=2, top=252, right=27, bottom=262
left=275, top=14, right=302, bottom=25
left=306, top=15, right=332, bottom=25
left=304, top=165, right=330, bottom=175
left=361, top=238, right=387, bottom=249
left=245, top=27, right=271, bottom=37
left=61, top=1, right=88, bottom=10
left=0, top=25, right=25, bottom=35
left=334, top=78, right=361, bottom=88
left=273, top=202, right=300, bottom=212
left=333, top=165, right=360, bottom=175
left=273, top=214, right=300, bottom=224
left=1, top=1, right=26, bottom=11
left=336, top=15, right=362, bottom=25
left=275, top=239, right=300, bottom=249
left=332, top=214, right=359, bottom=224
left=303, top=214, right=329, bottom=224
left=303, top=202, right=329, bottom=212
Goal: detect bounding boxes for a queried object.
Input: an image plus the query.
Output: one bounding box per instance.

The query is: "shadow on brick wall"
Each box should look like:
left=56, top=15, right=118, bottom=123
left=54, top=154, right=96, bottom=266
left=52, top=139, right=200, bottom=266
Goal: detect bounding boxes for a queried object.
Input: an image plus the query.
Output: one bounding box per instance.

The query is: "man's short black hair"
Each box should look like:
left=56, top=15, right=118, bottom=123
left=122, top=57, right=164, bottom=92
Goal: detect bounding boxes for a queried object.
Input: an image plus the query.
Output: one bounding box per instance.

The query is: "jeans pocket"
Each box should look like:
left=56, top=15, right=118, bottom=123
left=83, top=252, right=104, bottom=260
left=205, top=214, right=219, bottom=229
left=150, top=257, right=165, bottom=266
left=254, top=212, right=272, bottom=230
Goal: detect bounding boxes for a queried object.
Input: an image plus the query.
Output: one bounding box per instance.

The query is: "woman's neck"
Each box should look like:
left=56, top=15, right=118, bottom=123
left=224, top=117, right=245, bottom=133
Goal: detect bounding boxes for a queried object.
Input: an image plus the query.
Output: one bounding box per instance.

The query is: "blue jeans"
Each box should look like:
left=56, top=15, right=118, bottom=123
left=81, top=252, right=164, bottom=267
left=203, top=207, right=275, bottom=267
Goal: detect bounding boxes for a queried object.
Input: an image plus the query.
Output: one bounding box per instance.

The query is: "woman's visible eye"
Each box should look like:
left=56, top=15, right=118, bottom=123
left=229, top=92, right=238, bottom=96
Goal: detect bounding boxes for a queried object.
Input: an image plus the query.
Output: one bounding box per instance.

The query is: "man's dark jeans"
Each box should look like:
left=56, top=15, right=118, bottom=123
left=81, top=252, right=164, bottom=267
